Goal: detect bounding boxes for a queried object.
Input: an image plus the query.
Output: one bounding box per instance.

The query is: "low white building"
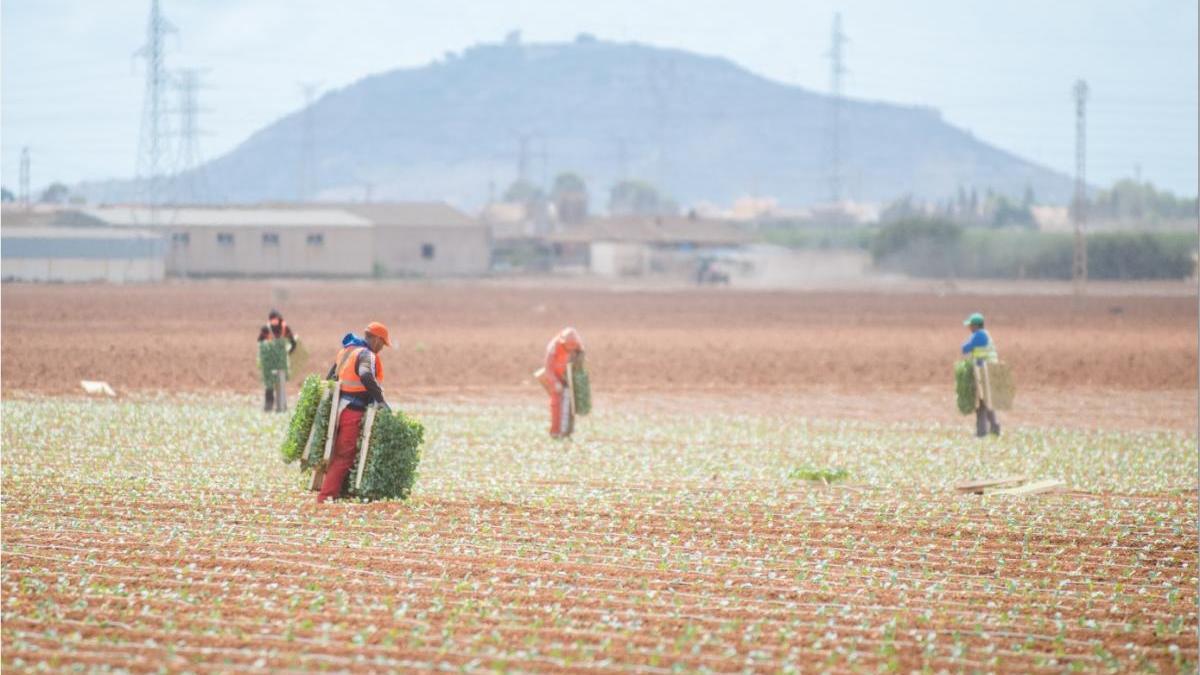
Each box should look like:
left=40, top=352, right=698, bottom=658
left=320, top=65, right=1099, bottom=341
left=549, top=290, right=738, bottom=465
left=550, top=215, right=752, bottom=278
left=1, top=226, right=166, bottom=283
left=82, top=206, right=374, bottom=277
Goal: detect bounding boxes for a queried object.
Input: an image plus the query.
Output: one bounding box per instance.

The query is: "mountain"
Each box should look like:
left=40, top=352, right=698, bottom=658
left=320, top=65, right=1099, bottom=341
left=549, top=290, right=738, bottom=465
left=79, top=36, right=1075, bottom=210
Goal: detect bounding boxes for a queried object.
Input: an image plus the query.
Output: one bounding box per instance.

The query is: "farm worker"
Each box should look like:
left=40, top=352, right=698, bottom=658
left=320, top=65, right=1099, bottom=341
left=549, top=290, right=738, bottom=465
left=317, top=321, right=392, bottom=503
left=961, top=312, right=1000, bottom=438
left=539, top=327, right=584, bottom=438
left=257, top=309, right=298, bottom=411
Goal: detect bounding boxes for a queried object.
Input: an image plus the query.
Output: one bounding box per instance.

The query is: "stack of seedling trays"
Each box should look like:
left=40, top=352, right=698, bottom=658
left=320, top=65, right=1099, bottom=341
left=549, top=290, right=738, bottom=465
left=281, top=375, right=424, bottom=501
left=259, top=338, right=290, bottom=410
left=955, top=359, right=1015, bottom=414
left=570, top=359, right=591, bottom=416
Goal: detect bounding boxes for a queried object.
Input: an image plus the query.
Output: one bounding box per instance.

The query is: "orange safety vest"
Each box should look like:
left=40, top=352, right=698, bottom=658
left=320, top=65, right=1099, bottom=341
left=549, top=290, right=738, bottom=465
left=335, top=346, right=383, bottom=393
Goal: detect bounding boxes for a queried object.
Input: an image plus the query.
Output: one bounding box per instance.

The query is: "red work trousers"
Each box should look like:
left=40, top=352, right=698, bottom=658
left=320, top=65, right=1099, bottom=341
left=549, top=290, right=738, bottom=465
left=317, top=406, right=364, bottom=503
left=548, top=385, right=573, bottom=437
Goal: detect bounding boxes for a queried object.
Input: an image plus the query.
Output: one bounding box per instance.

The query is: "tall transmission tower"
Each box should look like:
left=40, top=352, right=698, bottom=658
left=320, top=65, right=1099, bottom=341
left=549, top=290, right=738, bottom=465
left=172, top=68, right=211, bottom=203
left=826, top=12, right=848, bottom=204
left=297, top=82, right=320, bottom=202
left=134, top=0, right=176, bottom=211
left=1072, top=79, right=1089, bottom=296
left=19, top=146, right=30, bottom=207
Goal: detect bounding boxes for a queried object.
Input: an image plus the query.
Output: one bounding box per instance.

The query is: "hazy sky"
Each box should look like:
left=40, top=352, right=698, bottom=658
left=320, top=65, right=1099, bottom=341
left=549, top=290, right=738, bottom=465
left=3, top=0, right=1197, bottom=199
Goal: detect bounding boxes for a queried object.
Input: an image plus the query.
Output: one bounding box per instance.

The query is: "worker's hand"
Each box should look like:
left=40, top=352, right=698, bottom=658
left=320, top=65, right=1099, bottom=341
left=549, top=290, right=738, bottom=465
left=380, top=402, right=392, bottom=412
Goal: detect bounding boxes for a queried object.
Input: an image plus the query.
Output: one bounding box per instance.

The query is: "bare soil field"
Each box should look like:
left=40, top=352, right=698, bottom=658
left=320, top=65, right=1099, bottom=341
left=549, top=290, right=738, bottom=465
left=3, top=280, right=1195, bottom=429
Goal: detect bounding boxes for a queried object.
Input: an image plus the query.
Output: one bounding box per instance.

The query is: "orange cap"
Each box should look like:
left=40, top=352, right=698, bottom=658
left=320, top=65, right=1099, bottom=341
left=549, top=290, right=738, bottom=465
left=365, top=321, right=391, bottom=347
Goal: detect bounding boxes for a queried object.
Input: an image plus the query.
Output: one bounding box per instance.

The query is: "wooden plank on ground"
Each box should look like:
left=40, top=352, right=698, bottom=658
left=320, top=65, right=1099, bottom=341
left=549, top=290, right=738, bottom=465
left=988, top=479, right=1067, bottom=496
left=354, top=405, right=378, bottom=491
left=954, top=475, right=1028, bottom=494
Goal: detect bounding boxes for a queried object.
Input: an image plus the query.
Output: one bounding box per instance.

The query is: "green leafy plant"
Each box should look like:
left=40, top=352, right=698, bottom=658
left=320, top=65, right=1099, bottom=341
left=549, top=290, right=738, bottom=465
left=301, top=385, right=336, bottom=470
left=280, top=375, right=326, bottom=464
left=258, top=338, right=289, bottom=387
left=345, top=408, right=425, bottom=500
left=571, top=362, right=591, bottom=416
left=789, top=467, right=849, bottom=483
left=955, top=360, right=976, bottom=415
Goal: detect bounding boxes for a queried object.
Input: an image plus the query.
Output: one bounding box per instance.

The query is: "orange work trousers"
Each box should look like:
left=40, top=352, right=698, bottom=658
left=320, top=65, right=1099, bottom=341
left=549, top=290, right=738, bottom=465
left=549, top=385, right=573, bottom=437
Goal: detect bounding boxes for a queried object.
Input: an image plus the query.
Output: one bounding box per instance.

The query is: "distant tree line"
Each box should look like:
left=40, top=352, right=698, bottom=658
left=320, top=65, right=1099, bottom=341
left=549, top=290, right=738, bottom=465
left=883, top=179, right=1198, bottom=229
left=883, top=187, right=1037, bottom=229
left=1082, top=179, right=1199, bottom=223
left=871, top=217, right=1197, bottom=280
left=0, top=181, right=75, bottom=205
left=501, top=173, right=678, bottom=223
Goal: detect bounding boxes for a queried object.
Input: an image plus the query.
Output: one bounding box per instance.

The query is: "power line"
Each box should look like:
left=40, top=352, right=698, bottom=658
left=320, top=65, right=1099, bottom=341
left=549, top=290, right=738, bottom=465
left=826, top=12, right=848, bottom=203
left=1073, top=79, right=1089, bottom=297
left=297, top=81, right=320, bottom=202
left=134, top=0, right=176, bottom=211
left=171, top=67, right=212, bottom=203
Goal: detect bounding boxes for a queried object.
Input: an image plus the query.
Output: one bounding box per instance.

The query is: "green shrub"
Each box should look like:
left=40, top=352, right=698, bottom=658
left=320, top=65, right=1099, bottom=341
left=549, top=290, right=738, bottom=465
left=281, top=376, right=326, bottom=464
left=1088, top=232, right=1196, bottom=280
left=572, top=362, right=591, bottom=416
left=872, top=221, right=1197, bottom=280
left=870, top=217, right=963, bottom=276
left=258, top=339, right=289, bottom=387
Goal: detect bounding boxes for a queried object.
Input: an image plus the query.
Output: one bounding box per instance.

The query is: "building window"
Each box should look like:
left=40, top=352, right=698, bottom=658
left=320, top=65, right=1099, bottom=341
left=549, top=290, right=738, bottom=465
left=171, top=232, right=190, bottom=246
left=306, top=233, right=324, bottom=246
left=217, top=233, right=234, bottom=246
left=262, top=232, right=280, bottom=246
left=421, top=243, right=435, bottom=260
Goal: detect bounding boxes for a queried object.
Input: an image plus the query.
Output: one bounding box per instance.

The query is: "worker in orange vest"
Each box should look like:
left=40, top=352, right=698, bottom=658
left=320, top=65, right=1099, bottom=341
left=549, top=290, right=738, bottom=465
left=317, top=321, right=391, bottom=503
left=539, top=327, right=584, bottom=438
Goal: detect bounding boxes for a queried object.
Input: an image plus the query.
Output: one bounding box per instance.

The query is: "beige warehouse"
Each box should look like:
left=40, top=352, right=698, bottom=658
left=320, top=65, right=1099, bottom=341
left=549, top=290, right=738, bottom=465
left=338, top=202, right=491, bottom=278
left=83, top=207, right=374, bottom=277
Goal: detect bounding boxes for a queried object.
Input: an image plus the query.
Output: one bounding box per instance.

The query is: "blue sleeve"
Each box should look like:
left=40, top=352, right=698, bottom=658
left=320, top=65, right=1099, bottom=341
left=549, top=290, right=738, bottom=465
left=961, top=332, right=987, bottom=354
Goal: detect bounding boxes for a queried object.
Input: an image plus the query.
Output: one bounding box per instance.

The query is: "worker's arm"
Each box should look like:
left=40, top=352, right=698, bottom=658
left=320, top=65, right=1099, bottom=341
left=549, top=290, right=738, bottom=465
left=325, top=362, right=337, bottom=381
left=356, top=351, right=390, bottom=410
left=285, top=327, right=298, bottom=353
left=961, top=332, right=985, bottom=356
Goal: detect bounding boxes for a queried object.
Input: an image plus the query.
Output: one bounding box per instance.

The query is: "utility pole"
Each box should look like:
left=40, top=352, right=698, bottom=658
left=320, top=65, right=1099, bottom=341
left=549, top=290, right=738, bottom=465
left=173, top=68, right=210, bottom=203
left=1072, top=79, right=1088, bottom=297
left=135, top=0, right=176, bottom=213
left=827, top=12, right=848, bottom=204
left=297, top=82, right=320, bottom=202
left=19, top=146, right=30, bottom=208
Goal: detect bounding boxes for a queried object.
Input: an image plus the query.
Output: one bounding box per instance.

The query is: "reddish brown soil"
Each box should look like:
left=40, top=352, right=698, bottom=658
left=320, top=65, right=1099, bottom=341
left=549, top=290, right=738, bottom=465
left=3, top=280, right=1195, bottom=429
left=2, top=280, right=1194, bottom=391
left=3, top=487, right=1195, bottom=672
